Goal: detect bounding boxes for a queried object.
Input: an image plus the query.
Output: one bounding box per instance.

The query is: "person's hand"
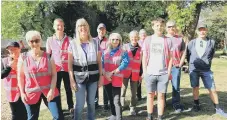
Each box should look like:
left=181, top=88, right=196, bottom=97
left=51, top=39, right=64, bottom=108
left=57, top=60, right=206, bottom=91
left=47, top=90, right=55, bottom=102
left=98, top=76, right=103, bottom=88
left=70, top=80, right=78, bottom=92
left=8, top=58, right=17, bottom=70
left=168, top=73, right=172, bottom=80
left=105, top=72, right=112, bottom=81
left=21, top=92, right=28, bottom=104
left=138, top=74, right=143, bottom=83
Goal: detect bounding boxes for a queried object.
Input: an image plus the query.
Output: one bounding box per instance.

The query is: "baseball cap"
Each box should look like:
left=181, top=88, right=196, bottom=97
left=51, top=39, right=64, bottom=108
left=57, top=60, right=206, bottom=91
left=166, top=20, right=176, bottom=27
left=197, top=23, right=207, bottom=29
left=6, top=42, right=20, bottom=49
left=97, top=23, right=106, bottom=29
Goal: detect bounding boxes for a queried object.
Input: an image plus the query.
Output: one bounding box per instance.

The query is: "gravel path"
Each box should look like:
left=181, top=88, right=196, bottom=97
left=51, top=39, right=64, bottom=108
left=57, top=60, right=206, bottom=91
left=1, top=81, right=11, bottom=120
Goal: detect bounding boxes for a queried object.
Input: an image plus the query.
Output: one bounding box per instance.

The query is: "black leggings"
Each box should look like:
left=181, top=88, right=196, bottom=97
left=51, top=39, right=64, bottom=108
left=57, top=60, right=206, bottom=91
left=104, top=84, right=122, bottom=120
left=9, top=98, right=27, bottom=120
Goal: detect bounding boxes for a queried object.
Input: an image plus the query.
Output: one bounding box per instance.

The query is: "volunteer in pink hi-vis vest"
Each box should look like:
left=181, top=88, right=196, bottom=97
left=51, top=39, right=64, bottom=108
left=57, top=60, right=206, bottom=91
left=165, top=20, right=186, bottom=113
left=102, top=33, right=129, bottom=120
left=137, top=29, right=147, bottom=101
left=121, top=30, right=142, bottom=115
left=93, top=23, right=108, bottom=109
left=46, top=18, right=74, bottom=113
left=18, top=30, right=63, bottom=120
left=142, top=18, right=173, bottom=120
left=1, top=42, right=27, bottom=120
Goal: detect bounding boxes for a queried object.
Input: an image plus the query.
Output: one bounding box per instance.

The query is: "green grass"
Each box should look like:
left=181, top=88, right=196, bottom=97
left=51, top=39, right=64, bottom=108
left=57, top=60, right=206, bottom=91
left=39, top=55, right=227, bottom=120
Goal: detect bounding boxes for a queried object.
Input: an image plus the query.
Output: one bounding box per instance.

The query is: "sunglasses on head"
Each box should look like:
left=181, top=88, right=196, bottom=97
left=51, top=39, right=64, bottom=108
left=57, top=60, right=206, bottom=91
left=29, top=39, right=40, bottom=44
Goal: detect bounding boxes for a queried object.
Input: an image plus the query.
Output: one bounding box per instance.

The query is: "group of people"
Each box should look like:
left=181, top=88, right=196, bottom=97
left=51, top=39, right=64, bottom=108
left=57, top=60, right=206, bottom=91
left=1, top=17, right=227, bottom=120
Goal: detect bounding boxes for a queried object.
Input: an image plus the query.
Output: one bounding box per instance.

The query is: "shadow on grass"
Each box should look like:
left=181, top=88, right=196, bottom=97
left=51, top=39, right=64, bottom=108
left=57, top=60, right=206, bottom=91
left=61, top=88, right=227, bottom=120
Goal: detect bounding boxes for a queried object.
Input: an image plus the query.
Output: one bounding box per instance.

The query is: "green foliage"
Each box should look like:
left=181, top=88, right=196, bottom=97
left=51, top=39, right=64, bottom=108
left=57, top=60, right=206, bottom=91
left=200, top=3, right=227, bottom=49
left=167, top=1, right=203, bottom=41
left=2, top=1, right=37, bottom=39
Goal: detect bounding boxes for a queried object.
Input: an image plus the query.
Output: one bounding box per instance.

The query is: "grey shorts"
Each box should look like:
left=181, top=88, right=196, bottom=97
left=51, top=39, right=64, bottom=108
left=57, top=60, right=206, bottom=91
left=144, top=73, right=169, bottom=93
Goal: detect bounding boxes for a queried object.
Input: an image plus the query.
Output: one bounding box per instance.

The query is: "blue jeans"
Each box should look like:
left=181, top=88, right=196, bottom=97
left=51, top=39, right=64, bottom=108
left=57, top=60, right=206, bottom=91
left=25, top=94, right=61, bottom=120
left=171, top=66, right=182, bottom=107
left=74, top=82, right=98, bottom=120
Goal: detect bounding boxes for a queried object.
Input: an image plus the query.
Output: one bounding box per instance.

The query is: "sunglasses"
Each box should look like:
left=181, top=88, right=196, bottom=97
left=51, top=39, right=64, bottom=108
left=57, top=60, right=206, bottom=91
left=167, top=26, right=175, bottom=28
left=29, top=39, right=40, bottom=44
left=111, top=39, right=120, bottom=41
left=200, top=41, right=203, bottom=47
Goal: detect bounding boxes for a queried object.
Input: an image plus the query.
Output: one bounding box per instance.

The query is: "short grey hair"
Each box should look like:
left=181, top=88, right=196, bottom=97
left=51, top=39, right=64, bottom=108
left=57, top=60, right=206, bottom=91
left=139, top=29, right=147, bottom=35
left=25, top=30, right=42, bottom=43
left=129, top=30, right=139, bottom=38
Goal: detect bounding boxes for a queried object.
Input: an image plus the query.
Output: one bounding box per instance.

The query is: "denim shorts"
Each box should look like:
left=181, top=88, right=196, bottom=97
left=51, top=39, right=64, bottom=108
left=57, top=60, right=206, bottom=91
left=144, top=73, right=169, bottom=93
left=189, top=70, right=216, bottom=89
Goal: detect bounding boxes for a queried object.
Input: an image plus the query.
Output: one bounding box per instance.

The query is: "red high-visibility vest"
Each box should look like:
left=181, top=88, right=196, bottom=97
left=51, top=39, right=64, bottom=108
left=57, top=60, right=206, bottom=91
left=2, top=57, right=20, bottom=102
left=22, top=52, right=59, bottom=104
left=171, top=35, right=183, bottom=66
left=47, top=36, right=69, bottom=72
left=103, top=49, right=124, bottom=87
left=122, top=44, right=142, bottom=81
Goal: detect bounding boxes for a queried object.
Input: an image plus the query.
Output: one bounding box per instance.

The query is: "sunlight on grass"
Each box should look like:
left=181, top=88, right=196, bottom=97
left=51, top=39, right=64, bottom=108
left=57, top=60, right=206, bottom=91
left=39, top=56, right=227, bottom=120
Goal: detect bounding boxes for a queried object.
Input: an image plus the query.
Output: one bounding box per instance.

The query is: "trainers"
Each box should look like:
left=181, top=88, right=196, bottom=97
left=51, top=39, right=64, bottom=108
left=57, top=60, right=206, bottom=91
left=130, top=107, right=136, bottom=115
left=95, top=103, right=101, bottom=109
left=215, top=108, right=227, bottom=118
left=69, top=108, right=74, bottom=114
left=193, top=104, right=201, bottom=112
left=107, top=115, right=116, bottom=120
left=173, top=104, right=184, bottom=113
left=146, top=117, right=153, bottom=120
left=104, top=105, right=109, bottom=110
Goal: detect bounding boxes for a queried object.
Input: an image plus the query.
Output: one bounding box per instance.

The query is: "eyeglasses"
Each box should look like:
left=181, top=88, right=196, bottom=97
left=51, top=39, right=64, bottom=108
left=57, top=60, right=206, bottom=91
left=29, top=39, right=40, bottom=44
left=78, top=25, right=86, bottom=27
left=200, top=41, right=203, bottom=47
left=111, top=39, right=120, bottom=41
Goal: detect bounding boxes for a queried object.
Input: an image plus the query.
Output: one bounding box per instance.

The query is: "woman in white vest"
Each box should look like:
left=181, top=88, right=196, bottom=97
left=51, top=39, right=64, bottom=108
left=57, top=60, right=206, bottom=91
left=68, top=18, right=102, bottom=120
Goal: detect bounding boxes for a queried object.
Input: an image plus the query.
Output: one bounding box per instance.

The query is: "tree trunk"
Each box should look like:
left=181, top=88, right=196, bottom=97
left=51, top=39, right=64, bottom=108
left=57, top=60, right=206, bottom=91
left=183, top=3, right=203, bottom=42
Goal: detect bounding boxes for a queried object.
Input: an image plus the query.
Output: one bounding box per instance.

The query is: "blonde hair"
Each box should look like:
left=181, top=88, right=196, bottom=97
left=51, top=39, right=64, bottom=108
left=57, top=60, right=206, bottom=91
left=25, top=30, right=42, bottom=43
left=139, top=29, right=147, bottom=35
left=75, top=18, right=92, bottom=44
left=107, top=33, right=122, bottom=51
left=53, top=18, right=64, bottom=25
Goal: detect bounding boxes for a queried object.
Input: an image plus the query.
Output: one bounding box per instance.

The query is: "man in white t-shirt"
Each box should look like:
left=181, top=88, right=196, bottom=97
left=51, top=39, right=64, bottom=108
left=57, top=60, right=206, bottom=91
left=142, top=18, right=173, bottom=120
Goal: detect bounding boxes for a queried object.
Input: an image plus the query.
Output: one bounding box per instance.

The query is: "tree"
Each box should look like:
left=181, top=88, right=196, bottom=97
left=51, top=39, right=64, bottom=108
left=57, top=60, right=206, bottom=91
left=200, top=3, right=227, bottom=53
left=167, top=1, right=203, bottom=41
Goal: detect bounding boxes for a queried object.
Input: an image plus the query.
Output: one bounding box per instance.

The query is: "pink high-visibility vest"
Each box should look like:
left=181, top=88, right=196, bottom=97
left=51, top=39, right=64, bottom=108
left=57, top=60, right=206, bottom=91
left=171, top=35, right=183, bottom=66
left=103, top=49, right=124, bottom=87
left=144, top=36, right=170, bottom=68
left=46, top=35, right=69, bottom=72
left=122, top=44, right=142, bottom=81
left=22, top=52, right=59, bottom=104
left=2, top=57, right=20, bottom=102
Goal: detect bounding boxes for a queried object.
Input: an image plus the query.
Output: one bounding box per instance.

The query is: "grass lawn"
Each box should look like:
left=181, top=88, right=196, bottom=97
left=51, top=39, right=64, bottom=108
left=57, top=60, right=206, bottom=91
left=39, top=53, right=227, bottom=120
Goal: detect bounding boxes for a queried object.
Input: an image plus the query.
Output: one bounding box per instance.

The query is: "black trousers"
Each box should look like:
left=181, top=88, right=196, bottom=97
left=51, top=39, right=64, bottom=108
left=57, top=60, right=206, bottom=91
left=9, top=97, right=27, bottom=120
left=103, top=83, right=112, bottom=106
left=137, top=82, right=142, bottom=99
left=57, top=71, right=74, bottom=110
left=95, top=87, right=99, bottom=105
left=105, top=85, right=122, bottom=120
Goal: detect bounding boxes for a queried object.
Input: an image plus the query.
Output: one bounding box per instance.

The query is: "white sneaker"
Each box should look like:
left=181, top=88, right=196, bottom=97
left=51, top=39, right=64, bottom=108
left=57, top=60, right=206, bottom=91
left=130, top=107, right=136, bottom=115
left=107, top=115, right=116, bottom=120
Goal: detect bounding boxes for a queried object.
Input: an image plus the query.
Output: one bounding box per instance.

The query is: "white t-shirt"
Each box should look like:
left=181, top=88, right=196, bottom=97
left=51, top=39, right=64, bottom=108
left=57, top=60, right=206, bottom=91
left=144, top=35, right=172, bottom=75
left=195, top=38, right=207, bottom=58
